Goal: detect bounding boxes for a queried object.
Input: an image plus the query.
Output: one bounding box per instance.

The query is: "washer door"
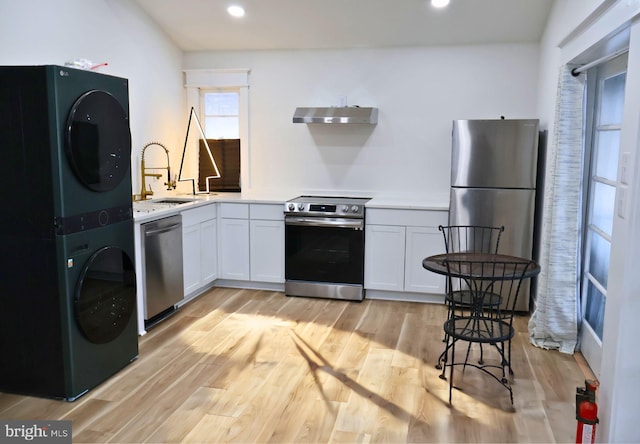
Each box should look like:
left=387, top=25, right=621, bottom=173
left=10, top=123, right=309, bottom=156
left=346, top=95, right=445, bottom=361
left=75, top=246, right=136, bottom=344
left=65, top=90, right=131, bottom=192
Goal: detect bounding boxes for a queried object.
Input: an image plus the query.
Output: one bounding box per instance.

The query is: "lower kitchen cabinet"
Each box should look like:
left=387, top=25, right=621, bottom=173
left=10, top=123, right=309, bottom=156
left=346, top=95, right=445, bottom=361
left=404, top=226, right=444, bottom=293
left=200, top=219, right=218, bottom=283
left=219, top=213, right=250, bottom=280
left=182, top=223, right=201, bottom=295
left=250, top=219, right=284, bottom=283
left=219, top=203, right=284, bottom=283
left=182, top=205, right=218, bottom=296
left=365, top=208, right=446, bottom=295
left=364, top=224, right=406, bottom=291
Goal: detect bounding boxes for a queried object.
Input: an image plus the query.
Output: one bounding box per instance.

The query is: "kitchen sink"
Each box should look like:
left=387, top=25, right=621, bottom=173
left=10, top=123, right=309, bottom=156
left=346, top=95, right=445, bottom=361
left=152, top=198, right=196, bottom=205
left=133, top=197, right=198, bottom=214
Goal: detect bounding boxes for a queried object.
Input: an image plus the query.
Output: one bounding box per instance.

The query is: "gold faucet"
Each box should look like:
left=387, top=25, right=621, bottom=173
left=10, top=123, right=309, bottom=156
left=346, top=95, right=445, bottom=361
left=139, top=142, right=176, bottom=200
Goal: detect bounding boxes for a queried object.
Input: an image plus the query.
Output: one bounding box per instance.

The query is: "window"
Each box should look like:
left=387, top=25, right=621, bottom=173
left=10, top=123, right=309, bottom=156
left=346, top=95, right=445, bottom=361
left=198, top=138, right=240, bottom=192
left=579, top=53, right=627, bottom=376
left=204, top=91, right=239, bottom=139
left=199, top=91, right=241, bottom=192
left=183, top=69, right=249, bottom=193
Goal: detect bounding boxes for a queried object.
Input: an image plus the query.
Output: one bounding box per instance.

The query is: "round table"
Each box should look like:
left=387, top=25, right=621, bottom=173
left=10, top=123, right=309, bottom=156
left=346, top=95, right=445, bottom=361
left=422, top=252, right=541, bottom=281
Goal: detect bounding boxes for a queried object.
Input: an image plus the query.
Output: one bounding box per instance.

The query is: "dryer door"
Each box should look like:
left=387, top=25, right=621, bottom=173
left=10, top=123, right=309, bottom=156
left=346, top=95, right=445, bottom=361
left=65, top=90, right=131, bottom=192
left=75, top=246, right=136, bottom=344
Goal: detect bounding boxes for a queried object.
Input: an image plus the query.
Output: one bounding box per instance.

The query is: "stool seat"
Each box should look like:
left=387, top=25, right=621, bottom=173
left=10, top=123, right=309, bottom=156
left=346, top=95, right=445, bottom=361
left=443, top=316, right=514, bottom=344
left=445, top=290, right=501, bottom=308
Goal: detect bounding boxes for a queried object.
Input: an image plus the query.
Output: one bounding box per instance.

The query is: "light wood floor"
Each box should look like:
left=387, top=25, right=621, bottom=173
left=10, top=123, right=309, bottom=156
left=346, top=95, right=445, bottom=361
left=0, top=287, right=586, bottom=443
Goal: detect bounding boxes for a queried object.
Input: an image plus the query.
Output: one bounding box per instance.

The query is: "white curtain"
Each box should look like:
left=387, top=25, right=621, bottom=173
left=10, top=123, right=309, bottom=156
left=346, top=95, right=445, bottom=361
left=529, top=65, right=585, bottom=354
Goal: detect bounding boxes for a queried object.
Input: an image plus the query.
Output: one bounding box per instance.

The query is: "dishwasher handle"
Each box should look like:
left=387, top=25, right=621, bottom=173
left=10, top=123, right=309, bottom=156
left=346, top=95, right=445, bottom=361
left=144, top=222, right=182, bottom=236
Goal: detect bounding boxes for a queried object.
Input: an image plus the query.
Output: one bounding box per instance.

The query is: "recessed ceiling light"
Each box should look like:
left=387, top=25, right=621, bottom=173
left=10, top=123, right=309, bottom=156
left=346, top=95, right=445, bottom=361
left=431, top=0, right=450, bottom=8
left=227, top=5, right=245, bottom=17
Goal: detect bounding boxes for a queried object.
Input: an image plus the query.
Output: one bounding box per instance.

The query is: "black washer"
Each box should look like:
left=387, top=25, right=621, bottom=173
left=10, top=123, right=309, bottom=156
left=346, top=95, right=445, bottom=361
left=66, top=90, right=131, bottom=192
left=75, top=246, right=136, bottom=344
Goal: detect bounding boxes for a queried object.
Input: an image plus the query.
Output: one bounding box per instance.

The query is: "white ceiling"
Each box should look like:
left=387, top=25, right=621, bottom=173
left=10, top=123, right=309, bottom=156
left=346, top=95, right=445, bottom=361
left=133, top=0, right=555, bottom=52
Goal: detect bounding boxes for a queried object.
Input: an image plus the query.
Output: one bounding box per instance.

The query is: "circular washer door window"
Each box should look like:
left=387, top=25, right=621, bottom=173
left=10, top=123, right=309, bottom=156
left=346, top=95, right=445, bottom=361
left=75, top=246, right=136, bottom=344
left=66, top=90, right=131, bottom=192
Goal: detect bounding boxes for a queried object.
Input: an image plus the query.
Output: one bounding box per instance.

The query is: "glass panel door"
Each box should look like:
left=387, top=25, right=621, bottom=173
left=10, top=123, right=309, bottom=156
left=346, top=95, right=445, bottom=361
left=580, top=53, right=627, bottom=377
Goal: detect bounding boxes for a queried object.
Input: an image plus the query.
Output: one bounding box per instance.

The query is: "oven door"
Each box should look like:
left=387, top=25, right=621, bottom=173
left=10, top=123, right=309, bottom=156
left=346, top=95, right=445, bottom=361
left=285, top=216, right=364, bottom=288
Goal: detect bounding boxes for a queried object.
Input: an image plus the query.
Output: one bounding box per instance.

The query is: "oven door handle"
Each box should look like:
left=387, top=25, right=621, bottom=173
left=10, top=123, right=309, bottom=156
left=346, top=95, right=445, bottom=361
left=285, top=217, right=364, bottom=230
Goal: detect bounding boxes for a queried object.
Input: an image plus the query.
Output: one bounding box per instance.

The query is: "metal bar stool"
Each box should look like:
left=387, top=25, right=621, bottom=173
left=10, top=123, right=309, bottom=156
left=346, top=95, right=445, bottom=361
left=437, top=255, right=538, bottom=405
left=435, top=225, right=504, bottom=370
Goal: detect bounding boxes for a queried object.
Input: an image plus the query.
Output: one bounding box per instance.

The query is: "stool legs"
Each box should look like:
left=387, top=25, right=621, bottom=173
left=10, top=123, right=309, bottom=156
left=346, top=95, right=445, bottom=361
left=437, top=323, right=515, bottom=406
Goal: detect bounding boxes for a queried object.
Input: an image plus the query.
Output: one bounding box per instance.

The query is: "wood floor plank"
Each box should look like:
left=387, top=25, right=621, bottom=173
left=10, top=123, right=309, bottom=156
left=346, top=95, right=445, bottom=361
left=316, top=300, right=369, bottom=363
left=293, top=300, right=347, bottom=350
left=276, top=294, right=329, bottom=323
left=371, top=366, right=420, bottom=443
left=184, top=289, right=256, bottom=332
left=370, top=301, right=407, bottom=351
left=202, top=358, right=306, bottom=443
left=143, top=385, right=225, bottom=443
left=75, top=359, right=203, bottom=441
left=406, top=381, right=454, bottom=443
left=59, top=399, right=113, bottom=438
left=315, top=330, right=374, bottom=404
left=0, top=287, right=590, bottom=443
left=0, top=396, right=71, bottom=421
left=293, top=399, right=341, bottom=444
left=105, top=361, right=223, bottom=443
left=392, top=313, right=426, bottom=369
left=181, top=412, right=235, bottom=443
left=258, top=367, right=321, bottom=443
left=0, top=394, right=24, bottom=417
left=332, top=348, right=394, bottom=437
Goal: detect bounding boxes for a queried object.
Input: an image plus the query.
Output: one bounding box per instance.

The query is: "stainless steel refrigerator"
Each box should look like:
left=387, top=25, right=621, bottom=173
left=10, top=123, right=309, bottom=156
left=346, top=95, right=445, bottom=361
left=449, top=119, right=540, bottom=312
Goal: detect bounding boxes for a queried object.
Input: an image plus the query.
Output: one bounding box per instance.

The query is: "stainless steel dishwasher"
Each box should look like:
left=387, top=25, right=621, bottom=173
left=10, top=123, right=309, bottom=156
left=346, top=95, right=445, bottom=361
left=141, top=214, right=184, bottom=326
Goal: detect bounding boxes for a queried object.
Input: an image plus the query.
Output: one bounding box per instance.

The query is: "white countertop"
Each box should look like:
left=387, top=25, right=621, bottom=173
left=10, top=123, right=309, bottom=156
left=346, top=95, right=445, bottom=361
left=133, top=190, right=449, bottom=223
left=132, top=191, right=296, bottom=223
left=366, top=192, right=449, bottom=210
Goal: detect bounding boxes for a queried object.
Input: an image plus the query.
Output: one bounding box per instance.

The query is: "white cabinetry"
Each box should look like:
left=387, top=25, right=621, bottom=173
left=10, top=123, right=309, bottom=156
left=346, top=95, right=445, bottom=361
left=219, top=203, right=250, bottom=280
left=182, top=204, right=218, bottom=297
left=364, top=224, right=406, bottom=291
left=219, top=202, right=284, bottom=283
left=249, top=204, right=284, bottom=283
left=404, top=226, right=444, bottom=293
left=365, top=208, right=447, bottom=298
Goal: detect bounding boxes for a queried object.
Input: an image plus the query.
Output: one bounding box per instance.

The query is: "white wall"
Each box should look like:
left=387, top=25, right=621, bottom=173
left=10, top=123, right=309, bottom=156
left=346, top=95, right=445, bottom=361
left=184, top=44, right=540, bottom=197
left=536, top=0, right=603, bottom=132
left=537, top=1, right=640, bottom=442
left=0, top=0, right=185, bottom=196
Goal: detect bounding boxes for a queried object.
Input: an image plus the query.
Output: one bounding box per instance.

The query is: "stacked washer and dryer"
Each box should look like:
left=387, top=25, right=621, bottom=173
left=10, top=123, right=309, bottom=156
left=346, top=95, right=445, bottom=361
left=0, top=65, right=138, bottom=400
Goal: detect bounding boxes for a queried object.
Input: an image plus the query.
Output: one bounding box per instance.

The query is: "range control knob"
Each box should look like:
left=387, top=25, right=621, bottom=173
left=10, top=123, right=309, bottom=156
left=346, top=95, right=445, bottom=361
left=351, top=205, right=359, bottom=213
left=298, top=203, right=305, bottom=211
left=287, top=203, right=295, bottom=211
left=342, top=205, right=349, bottom=212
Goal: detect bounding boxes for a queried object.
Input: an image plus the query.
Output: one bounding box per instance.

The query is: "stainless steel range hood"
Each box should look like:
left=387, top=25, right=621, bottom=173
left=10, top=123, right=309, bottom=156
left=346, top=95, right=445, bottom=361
left=292, top=107, right=378, bottom=124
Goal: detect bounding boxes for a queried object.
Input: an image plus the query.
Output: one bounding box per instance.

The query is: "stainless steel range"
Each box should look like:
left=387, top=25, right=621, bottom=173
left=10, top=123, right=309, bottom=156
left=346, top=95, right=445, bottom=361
left=284, top=196, right=371, bottom=301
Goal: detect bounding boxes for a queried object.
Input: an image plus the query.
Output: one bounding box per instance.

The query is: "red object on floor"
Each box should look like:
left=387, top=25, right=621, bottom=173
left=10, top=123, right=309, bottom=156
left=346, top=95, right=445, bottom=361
left=576, top=379, right=599, bottom=444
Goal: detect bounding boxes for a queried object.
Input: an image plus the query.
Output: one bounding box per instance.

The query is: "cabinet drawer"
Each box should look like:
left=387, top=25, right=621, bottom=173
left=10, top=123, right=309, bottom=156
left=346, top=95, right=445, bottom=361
left=181, top=204, right=216, bottom=226
left=250, top=203, right=283, bottom=220
left=220, top=202, right=249, bottom=219
left=366, top=208, right=447, bottom=227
